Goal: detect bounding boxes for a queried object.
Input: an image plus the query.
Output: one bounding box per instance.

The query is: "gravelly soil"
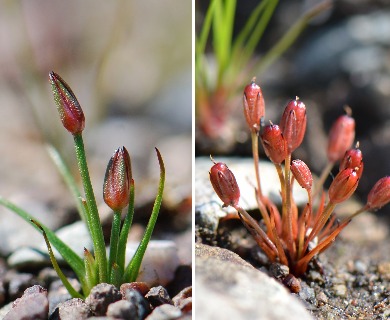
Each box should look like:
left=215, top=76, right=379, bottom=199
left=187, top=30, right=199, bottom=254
left=196, top=213, right=390, bottom=320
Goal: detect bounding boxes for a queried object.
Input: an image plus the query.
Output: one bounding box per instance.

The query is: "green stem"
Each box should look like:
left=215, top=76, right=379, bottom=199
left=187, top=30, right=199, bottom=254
left=73, top=133, right=107, bottom=282
left=108, top=210, right=122, bottom=282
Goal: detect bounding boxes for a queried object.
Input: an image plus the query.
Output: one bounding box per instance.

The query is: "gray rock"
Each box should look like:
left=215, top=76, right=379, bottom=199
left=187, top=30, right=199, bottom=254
left=4, top=285, right=49, bottom=320
left=145, top=304, right=182, bottom=320
left=85, top=283, right=122, bottom=316
left=195, top=244, right=313, bottom=320
left=50, top=298, right=91, bottom=320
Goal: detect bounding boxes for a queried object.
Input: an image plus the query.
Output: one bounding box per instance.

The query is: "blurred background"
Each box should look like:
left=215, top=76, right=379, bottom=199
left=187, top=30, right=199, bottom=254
left=196, top=0, right=390, bottom=219
left=0, top=1, right=192, bottom=264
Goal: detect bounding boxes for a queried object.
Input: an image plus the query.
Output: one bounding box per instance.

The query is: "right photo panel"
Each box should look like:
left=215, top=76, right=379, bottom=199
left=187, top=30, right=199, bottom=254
left=195, top=1, right=390, bottom=319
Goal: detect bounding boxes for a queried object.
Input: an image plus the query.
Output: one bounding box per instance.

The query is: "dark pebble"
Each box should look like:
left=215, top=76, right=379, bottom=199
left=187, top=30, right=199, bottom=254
left=145, top=286, right=172, bottom=307
left=122, top=287, right=151, bottom=318
left=85, top=283, right=122, bottom=316
left=120, top=282, right=150, bottom=297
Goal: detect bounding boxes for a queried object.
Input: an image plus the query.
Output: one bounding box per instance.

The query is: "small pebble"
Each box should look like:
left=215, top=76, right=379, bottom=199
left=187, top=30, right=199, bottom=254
left=354, top=260, right=367, bottom=274
left=85, top=283, right=122, bottom=316
left=282, top=274, right=301, bottom=293
left=172, top=286, right=192, bottom=313
left=145, top=286, right=172, bottom=307
left=269, top=263, right=289, bottom=279
left=4, top=285, right=48, bottom=320
left=51, top=298, right=91, bottom=320
left=106, top=300, right=137, bottom=319
left=120, top=282, right=150, bottom=297
left=121, top=288, right=151, bottom=319
left=377, top=261, right=390, bottom=280
left=316, top=291, right=328, bottom=306
left=333, top=284, right=347, bottom=297
left=6, top=273, right=36, bottom=300
left=145, top=304, right=182, bottom=320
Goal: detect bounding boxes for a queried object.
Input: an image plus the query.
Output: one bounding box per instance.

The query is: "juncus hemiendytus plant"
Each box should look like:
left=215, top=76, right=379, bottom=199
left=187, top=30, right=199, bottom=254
left=209, top=78, right=390, bottom=291
left=0, top=72, right=165, bottom=298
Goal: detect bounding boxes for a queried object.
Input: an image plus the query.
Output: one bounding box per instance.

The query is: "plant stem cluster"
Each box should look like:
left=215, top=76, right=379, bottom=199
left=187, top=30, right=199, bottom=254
left=209, top=78, right=390, bottom=279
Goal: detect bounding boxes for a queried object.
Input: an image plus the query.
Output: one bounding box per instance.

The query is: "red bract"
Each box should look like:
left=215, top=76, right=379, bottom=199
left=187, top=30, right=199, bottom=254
left=103, top=147, right=132, bottom=211
left=327, top=113, right=355, bottom=163
left=209, top=162, right=240, bottom=207
left=260, top=124, right=287, bottom=164
left=279, top=98, right=307, bottom=154
left=49, top=71, right=85, bottom=134
left=328, top=168, right=359, bottom=204
left=366, top=176, right=390, bottom=210
left=243, top=79, right=265, bottom=133
left=339, top=147, right=364, bottom=178
left=291, top=159, right=312, bottom=191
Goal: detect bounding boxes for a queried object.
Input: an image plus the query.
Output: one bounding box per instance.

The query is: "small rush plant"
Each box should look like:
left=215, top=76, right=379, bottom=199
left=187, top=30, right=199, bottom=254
left=0, top=72, right=165, bottom=298
left=209, top=78, right=390, bottom=290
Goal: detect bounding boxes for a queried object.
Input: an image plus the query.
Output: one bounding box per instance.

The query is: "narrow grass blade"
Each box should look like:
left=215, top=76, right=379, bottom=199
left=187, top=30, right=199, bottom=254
left=123, top=148, right=165, bottom=282
left=31, top=219, right=84, bottom=299
left=46, top=145, right=88, bottom=225
left=0, top=197, right=86, bottom=285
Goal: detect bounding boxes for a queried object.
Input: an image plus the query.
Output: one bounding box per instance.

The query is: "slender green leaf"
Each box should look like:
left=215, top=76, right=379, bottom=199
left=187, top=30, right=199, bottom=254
left=123, top=148, right=165, bottom=282
left=46, top=145, right=88, bottom=225
left=31, top=219, right=84, bottom=299
left=0, top=197, right=86, bottom=287
left=254, top=0, right=332, bottom=75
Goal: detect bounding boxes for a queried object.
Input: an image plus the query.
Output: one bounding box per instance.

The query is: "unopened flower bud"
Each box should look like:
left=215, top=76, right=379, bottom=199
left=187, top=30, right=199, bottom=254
left=49, top=71, right=85, bottom=134
left=366, top=176, right=390, bottom=210
left=328, top=168, right=359, bottom=204
left=339, top=146, right=363, bottom=178
left=291, top=159, right=312, bottom=191
left=243, top=78, right=265, bottom=133
left=209, top=161, right=240, bottom=207
left=103, top=147, right=132, bottom=211
left=327, top=112, right=355, bottom=163
left=260, top=124, right=287, bottom=164
left=280, top=98, right=307, bottom=153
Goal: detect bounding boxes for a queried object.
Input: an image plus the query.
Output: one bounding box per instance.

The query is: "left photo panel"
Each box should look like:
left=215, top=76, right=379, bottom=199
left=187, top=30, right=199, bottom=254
left=0, top=1, right=192, bottom=319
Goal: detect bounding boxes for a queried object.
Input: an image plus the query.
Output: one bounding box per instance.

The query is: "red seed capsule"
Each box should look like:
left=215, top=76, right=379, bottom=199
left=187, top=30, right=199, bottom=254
left=339, top=147, right=364, bottom=178
left=260, top=124, right=288, bottom=164
left=291, top=159, right=313, bottom=191
left=49, top=71, right=85, bottom=134
left=327, top=113, right=355, bottom=163
left=209, top=162, right=240, bottom=207
left=366, top=176, right=390, bottom=210
left=280, top=98, right=307, bottom=154
left=243, top=79, right=265, bottom=133
left=103, top=147, right=132, bottom=211
left=328, top=168, right=359, bottom=204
